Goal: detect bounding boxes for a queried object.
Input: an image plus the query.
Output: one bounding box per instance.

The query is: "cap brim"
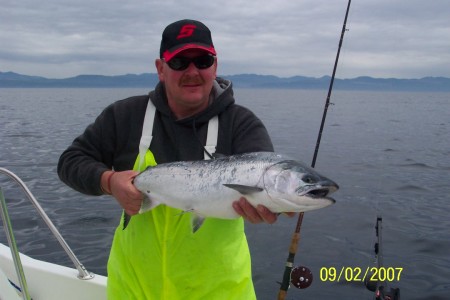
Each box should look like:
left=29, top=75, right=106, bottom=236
left=163, top=43, right=216, bottom=62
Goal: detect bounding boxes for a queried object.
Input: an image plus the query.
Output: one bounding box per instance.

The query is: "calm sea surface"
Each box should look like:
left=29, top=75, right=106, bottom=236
left=1, top=88, right=449, bottom=299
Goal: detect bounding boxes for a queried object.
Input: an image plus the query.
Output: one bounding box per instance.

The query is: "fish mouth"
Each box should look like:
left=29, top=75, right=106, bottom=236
left=306, top=188, right=331, bottom=198
left=304, top=180, right=339, bottom=199
left=305, top=187, right=337, bottom=205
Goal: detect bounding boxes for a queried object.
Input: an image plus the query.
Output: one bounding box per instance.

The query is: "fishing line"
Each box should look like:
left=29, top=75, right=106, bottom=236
left=277, top=1, right=352, bottom=299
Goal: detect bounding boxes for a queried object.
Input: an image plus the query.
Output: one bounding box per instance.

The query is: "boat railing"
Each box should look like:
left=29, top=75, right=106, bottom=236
left=0, top=167, right=94, bottom=300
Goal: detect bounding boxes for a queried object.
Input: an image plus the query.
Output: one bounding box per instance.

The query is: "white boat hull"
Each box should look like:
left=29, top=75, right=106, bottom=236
left=0, top=243, right=106, bottom=300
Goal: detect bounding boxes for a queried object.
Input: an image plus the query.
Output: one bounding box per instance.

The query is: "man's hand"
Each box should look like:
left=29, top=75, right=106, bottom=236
left=102, top=170, right=143, bottom=216
left=232, top=197, right=295, bottom=224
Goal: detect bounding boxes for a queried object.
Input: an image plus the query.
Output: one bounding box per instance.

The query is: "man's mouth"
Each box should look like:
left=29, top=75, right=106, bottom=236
left=183, top=83, right=201, bottom=87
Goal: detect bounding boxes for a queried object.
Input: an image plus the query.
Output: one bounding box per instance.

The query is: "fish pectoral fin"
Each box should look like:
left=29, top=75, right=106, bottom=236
left=223, top=184, right=264, bottom=195
left=139, top=195, right=160, bottom=214
left=191, top=215, right=205, bottom=233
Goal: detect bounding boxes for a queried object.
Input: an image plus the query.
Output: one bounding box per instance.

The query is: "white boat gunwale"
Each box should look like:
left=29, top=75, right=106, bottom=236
left=0, top=167, right=107, bottom=300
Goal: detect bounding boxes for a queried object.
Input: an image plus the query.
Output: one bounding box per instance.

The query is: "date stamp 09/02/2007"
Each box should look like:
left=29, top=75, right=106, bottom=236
left=319, top=266, right=403, bottom=283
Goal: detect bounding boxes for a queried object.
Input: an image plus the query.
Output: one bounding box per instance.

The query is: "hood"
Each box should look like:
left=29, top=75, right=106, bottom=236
left=149, top=77, right=235, bottom=126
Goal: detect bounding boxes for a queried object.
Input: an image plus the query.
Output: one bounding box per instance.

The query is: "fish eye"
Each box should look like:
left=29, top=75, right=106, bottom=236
left=302, top=174, right=316, bottom=184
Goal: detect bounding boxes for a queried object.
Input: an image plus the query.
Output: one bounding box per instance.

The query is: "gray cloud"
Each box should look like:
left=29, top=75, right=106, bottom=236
left=1, top=0, right=449, bottom=78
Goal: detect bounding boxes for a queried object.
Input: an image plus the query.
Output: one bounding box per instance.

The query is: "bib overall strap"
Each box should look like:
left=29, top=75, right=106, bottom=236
left=138, top=99, right=219, bottom=170
left=204, top=115, right=218, bottom=160
left=137, top=99, right=156, bottom=171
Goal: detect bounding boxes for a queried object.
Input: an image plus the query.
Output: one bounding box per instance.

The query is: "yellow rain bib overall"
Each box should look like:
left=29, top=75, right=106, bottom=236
left=106, top=101, right=256, bottom=299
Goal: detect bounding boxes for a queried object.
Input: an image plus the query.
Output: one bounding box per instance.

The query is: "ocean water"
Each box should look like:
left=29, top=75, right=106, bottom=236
left=0, top=88, right=449, bottom=299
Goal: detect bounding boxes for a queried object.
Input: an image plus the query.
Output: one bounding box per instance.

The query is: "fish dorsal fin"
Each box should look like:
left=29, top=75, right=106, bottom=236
left=223, top=184, right=264, bottom=195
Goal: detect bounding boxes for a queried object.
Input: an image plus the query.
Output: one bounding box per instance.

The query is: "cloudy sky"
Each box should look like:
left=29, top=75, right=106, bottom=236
left=2, top=0, right=449, bottom=79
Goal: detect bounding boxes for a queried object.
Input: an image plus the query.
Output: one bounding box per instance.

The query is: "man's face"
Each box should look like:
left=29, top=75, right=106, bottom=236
left=155, top=49, right=217, bottom=119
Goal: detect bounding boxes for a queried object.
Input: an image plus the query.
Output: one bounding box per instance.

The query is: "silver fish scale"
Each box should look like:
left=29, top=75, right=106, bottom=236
left=134, top=152, right=337, bottom=219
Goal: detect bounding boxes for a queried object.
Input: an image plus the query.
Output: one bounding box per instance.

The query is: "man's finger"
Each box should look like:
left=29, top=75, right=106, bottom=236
left=256, top=205, right=277, bottom=224
left=239, top=197, right=263, bottom=223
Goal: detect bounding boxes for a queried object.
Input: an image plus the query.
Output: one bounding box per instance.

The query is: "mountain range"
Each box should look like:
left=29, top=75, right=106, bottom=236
left=1, top=71, right=449, bottom=91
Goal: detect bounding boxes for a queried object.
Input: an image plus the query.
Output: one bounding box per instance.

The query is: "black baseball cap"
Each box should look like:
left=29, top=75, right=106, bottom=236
left=160, top=19, right=216, bottom=62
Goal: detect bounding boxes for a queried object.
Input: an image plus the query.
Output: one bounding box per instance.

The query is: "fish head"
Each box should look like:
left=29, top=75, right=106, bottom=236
left=263, top=160, right=338, bottom=213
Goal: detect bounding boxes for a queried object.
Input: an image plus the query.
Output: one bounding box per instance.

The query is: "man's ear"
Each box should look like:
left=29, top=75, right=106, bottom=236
left=155, top=59, right=165, bottom=82
left=213, top=57, right=218, bottom=78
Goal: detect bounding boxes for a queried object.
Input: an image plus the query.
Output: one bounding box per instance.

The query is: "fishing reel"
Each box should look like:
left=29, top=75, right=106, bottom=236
left=276, top=265, right=313, bottom=292
left=375, top=286, right=400, bottom=300
left=365, top=275, right=400, bottom=300
left=290, top=265, right=313, bottom=289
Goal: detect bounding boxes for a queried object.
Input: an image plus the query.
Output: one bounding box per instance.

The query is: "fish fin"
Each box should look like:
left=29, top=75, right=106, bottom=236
left=212, top=152, right=226, bottom=159
left=139, top=194, right=161, bottom=214
left=174, top=209, right=194, bottom=216
left=174, top=210, right=204, bottom=233
left=191, top=215, right=205, bottom=233
left=223, top=184, right=264, bottom=195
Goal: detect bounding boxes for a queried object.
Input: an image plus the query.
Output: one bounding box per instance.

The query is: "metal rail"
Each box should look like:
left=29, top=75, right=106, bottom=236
left=0, top=167, right=94, bottom=298
left=1, top=187, right=31, bottom=300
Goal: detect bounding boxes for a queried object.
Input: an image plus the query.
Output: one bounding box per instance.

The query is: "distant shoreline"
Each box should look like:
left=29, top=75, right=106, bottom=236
left=1, top=71, right=449, bottom=91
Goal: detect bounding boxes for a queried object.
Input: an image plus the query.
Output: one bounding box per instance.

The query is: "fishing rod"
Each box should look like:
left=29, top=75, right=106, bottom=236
left=365, top=216, right=401, bottom=300
left=277, top=0, right=352, bottom=298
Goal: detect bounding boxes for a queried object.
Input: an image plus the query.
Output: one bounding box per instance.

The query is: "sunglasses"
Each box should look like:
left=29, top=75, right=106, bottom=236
left=165, top=55, right=215, bottom=71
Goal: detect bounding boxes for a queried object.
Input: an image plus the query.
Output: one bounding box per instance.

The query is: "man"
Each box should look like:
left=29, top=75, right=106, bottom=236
left=58, top=19, right=282, bottom=299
